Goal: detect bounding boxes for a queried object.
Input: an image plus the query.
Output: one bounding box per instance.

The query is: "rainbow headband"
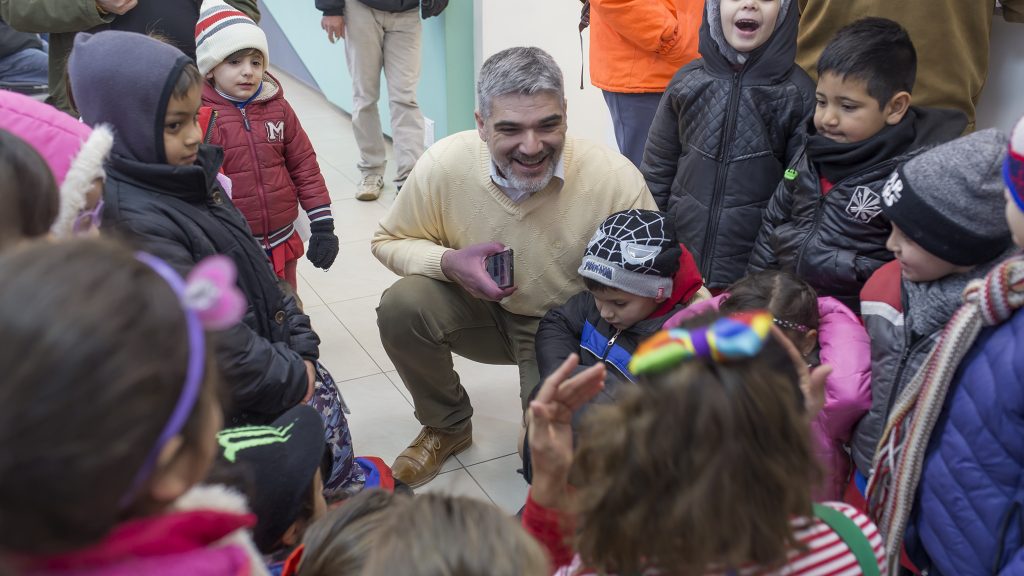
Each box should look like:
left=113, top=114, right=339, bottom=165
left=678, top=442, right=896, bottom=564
left=120, top=253, right=245, bottom=507
left=629, top=311, right=773, bottom=375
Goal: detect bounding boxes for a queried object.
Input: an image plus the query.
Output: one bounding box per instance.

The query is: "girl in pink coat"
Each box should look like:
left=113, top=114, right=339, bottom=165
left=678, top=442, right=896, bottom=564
left=664, top=270, right=871, bottom=499
left=0, top=90, right=111, bottom=237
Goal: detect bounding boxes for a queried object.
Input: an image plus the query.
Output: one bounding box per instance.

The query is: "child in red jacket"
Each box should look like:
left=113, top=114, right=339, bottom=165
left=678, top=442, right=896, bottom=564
left=196, top=0, right=338, bottom=290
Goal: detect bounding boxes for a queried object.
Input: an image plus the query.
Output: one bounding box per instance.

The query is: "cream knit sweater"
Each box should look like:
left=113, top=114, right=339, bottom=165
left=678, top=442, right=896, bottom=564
left=371, top=131, right=657, bottom=317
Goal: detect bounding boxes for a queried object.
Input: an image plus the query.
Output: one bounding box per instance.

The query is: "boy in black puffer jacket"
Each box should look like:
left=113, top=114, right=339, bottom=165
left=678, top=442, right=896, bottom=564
left=521, top=209, right=707, bottom=483
left=748, top=18, right=966, bottom=312
left=642, top=0, right=814, bottom=291
left=68, top=31, right=319, bottom=425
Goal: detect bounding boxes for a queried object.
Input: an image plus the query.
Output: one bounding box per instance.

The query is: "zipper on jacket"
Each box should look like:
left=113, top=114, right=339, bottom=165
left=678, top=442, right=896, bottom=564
left=699, top=71, right=743, bottom=280
left=240, top=107, right=272, bottom=249
left=240, top=106, right=252, bottom=132
left=792, top=159, right=898, bottom=278
left=883, top=291, right=924, bottom=420
left=794, top=193, right=827, bottom=279
left=601, top=329, right=622, bottom=361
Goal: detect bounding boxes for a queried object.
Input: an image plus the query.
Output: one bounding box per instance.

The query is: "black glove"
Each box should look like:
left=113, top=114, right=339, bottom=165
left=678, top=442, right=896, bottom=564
left=307, top=219, right=339, bottom=270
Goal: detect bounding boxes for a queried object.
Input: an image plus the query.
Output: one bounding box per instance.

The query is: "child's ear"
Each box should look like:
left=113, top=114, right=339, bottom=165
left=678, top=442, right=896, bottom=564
left=148, top=436, right=193, bottom=505
left=801, top=329, right=818, bottom=357
left=884, top=91, right=912, bottom=125
left=280, top=521, right=303, bottom=547
left=205, top=71, right=215, bottom=81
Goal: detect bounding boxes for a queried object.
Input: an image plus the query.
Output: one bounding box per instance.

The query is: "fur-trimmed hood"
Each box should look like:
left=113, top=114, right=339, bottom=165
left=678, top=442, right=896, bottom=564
left=17, top=485, right=269, bottom=576
left=0, top=90, right=113, bottom=238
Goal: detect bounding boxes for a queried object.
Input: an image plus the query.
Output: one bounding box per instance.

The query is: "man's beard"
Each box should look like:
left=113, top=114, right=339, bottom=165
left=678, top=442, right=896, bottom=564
left=496, top=147, right=563, bottom=194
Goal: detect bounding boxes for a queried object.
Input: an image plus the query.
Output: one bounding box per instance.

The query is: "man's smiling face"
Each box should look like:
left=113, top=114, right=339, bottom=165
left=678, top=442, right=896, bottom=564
left=476, top=91, right=567, bottom=194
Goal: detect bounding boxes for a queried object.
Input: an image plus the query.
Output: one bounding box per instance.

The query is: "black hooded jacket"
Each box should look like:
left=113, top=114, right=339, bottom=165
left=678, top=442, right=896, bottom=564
left=102, top=148, right=319, bottom=421
left=69, top=32, right=318, bottom=422
left=747, top=107, right=968, bottom=310
left=640, top=0, right=814, bottom=289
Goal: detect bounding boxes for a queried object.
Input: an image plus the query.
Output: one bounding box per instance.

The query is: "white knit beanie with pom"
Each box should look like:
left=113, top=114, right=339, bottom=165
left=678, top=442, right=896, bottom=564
left=195, top=0, right=269, bottom=77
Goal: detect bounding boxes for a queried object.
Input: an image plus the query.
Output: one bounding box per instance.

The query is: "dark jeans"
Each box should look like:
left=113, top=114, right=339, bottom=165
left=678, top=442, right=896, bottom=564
left=0, top=47, right=47, bottom=86
left=602, top=90, right=663, bottom=169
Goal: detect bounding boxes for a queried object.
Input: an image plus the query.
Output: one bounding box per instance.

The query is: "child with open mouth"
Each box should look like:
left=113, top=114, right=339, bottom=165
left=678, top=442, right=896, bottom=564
left=642, top=0, right=815, bottom=292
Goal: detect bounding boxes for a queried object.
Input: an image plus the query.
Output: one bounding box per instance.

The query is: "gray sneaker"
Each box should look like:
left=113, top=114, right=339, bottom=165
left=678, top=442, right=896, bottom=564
left=356, top=174, right=384, bottom=201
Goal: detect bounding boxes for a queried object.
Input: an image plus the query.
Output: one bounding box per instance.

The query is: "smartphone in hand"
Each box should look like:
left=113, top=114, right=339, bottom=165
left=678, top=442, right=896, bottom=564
left=485, top=248, right=514, bottom=289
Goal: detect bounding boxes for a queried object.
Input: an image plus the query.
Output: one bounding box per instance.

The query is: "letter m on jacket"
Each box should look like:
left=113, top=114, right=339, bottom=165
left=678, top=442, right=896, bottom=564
left=266, top=121, right=285, bottom=142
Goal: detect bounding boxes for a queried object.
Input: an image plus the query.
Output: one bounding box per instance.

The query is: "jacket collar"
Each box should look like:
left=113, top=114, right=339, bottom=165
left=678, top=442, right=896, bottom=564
left=107, top=144, right=224, bottom=203
left=202, top=72, right=283, bottom=108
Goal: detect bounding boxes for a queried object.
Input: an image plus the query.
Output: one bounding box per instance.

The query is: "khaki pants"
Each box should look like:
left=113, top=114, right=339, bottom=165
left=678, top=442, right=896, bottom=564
left=343, top=1, right=425, bottom=183
left=376, top=276, right=541, bottom=430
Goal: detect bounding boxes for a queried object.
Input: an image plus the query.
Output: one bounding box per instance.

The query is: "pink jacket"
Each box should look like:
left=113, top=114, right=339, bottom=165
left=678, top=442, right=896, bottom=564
left=664, top=295, right=871, bottom=500
left=15, top=485, right=269, bottom=576
left=0, top=90, right=112, bottom=237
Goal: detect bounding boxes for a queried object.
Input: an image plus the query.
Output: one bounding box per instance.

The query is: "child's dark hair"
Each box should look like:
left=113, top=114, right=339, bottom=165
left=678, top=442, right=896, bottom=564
left=583, top=277, right=614, bottom=293
left=0, top=129, right=59, bottom=250
left=721, top=271, right=819, bottom=343
left=816, top=17, right=916, bottom=109
left=226, top=47, right=264, bottom=62
left=174, top=63, right=204, bottom=100
left=572, top=316, right=817, bottom=573
left=0, top=238, right=223, bottom=554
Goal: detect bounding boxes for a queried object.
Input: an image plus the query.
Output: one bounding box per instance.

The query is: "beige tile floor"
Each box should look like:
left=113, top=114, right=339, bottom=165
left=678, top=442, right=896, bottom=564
left=276, top=70, right=529, bottom=513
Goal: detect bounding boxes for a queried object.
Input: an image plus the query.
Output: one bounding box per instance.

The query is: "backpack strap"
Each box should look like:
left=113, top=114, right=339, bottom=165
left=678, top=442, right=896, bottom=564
left=813, top=503, right=880, bottom=576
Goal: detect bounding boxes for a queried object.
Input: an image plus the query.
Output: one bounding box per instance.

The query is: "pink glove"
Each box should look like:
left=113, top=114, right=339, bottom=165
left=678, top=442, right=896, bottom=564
left=441, top=242, right=517, bottom=301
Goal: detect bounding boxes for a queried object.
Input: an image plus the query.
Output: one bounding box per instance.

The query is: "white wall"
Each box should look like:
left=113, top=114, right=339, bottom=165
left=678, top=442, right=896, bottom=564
left=474, top=0, right=617, bottom=148
left=976, top=14, right=1024, bottom=133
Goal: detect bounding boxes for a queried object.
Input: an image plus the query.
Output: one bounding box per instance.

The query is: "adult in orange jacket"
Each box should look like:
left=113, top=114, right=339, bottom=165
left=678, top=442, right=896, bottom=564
left=589, top=0, right=702, bottom=167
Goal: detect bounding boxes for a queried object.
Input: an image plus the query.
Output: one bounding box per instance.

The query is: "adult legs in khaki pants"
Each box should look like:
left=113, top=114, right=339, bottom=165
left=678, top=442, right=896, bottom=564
left=343, top=0, right=425, bottom=199
left=376, top=275, right=541, bottom=487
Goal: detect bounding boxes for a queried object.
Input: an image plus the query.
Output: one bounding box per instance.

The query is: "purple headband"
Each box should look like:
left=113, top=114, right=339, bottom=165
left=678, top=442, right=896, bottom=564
left=121, top=253, right=245, bottom=507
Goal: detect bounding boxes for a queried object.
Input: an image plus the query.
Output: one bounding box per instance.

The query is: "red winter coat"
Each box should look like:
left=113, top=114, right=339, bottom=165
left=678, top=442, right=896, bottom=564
left=202, top=73, right=331, bottom=246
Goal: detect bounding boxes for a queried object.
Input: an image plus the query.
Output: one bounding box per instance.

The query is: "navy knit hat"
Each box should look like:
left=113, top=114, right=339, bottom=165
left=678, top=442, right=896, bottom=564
left=579, top=210, right=682, bottom=299
left=880, top=129, right=1012, bottom=266
left=216, top=405, right=326, bottom=552
left=69, top=31, right=194, bottom=164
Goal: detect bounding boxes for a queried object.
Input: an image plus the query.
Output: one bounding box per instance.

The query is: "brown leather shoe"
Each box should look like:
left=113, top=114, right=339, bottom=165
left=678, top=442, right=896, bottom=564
left=391, top=423, right=472, bottom=488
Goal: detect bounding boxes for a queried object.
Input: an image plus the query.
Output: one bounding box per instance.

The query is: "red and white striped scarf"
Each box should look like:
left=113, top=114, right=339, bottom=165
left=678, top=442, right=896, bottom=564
left=866, top=255, right=1024, bottom=575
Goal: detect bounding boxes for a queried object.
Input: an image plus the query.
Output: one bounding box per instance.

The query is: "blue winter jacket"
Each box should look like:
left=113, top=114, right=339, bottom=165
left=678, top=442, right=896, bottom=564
left=906, top=307, right=1024, bottom=575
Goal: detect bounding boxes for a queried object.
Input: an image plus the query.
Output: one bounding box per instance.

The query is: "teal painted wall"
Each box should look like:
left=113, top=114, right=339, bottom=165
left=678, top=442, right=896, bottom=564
left=260, top=0, right=474, bottom=139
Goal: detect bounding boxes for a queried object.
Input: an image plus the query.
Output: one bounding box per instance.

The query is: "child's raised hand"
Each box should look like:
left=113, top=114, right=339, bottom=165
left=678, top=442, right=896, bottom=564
left=527, top=354, right=605, bottom=508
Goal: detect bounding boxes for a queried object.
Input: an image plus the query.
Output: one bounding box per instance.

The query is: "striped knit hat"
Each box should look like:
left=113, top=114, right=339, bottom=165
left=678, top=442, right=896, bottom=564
left=195, top=0, right=269, bottom=77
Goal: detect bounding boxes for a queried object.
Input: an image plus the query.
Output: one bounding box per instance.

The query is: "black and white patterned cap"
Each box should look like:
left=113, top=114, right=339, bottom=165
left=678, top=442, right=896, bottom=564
left=578, top=209, right=681, bottom=298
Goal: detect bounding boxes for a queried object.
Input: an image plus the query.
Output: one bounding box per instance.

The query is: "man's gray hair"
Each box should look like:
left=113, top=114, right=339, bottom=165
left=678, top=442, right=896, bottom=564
left=477, top=47, right=564, bottom=119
